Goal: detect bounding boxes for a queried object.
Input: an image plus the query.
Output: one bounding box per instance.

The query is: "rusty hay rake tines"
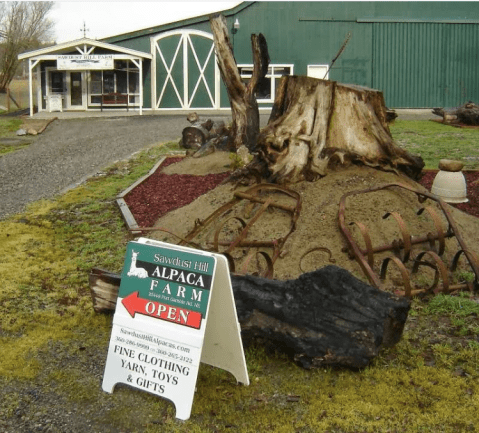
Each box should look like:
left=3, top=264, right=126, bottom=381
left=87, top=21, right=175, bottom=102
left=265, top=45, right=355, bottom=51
left=179, top=183, right=302, bottom=278
left=338, top=182, right=479, bottom=297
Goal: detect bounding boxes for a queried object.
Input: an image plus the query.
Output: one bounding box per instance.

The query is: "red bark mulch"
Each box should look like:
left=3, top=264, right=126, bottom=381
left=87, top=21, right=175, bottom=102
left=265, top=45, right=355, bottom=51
left=124, top=157, right=479, bottom=228
left=123, top=157, right=230, bottom=228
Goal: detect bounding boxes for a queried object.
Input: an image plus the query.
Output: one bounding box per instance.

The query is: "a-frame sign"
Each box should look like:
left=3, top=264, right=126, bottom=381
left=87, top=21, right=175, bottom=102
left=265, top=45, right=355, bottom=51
left=102, top=238, right=249, bottom=420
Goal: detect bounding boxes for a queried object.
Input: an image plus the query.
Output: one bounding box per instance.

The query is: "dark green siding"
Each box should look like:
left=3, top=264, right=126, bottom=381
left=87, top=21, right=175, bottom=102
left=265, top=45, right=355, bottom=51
left=372, top=22, right=479, bottom=107
left=110, top=20, right=214, bottom=109
left=156, top=34, right=184, bottom=109
left=231, top=2, right=373, bottom=85
left=187, top=35, right=216, bottom=108
left=229, top=2, right=479, bottom=108
left=105, top=1, right=479, bottom=109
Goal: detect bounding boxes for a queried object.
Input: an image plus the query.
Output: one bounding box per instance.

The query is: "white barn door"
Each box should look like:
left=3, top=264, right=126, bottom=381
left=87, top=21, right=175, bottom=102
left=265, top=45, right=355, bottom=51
left=152, top=30, right=220, bottom=110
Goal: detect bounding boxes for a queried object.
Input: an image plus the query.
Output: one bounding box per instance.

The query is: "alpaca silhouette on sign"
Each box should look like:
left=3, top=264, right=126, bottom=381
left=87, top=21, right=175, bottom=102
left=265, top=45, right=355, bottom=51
left=127, top=250, right=149, bottom=279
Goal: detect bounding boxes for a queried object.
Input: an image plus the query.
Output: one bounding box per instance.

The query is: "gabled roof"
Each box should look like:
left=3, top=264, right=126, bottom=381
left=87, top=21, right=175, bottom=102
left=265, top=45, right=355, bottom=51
left=102, top=1, right=253, bottom=44
left=18, top=37, right=153, bottom=60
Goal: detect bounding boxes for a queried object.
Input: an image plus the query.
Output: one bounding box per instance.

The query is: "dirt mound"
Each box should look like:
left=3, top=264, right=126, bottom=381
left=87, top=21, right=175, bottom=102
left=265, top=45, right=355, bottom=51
left=148, top=152, right=479, bottom=289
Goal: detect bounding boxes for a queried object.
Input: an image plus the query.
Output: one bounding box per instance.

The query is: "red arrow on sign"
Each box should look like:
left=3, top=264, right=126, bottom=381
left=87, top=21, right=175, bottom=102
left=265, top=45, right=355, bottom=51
left=121, top=292, right=202, bottom=329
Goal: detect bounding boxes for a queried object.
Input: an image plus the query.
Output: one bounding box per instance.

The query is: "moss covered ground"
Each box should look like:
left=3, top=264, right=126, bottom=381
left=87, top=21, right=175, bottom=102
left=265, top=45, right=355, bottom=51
left=0, top=123, right=479, bottom=432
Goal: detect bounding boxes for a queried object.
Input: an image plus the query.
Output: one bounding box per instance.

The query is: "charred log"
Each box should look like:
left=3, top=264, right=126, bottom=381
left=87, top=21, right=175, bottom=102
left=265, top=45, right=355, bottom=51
left=180, top=114, right=233, bottom=156
left=232, top=266, right=410, bottom=369
left=89, top=265, right=409, bottom=369
left=433, top=102, right=479, bottom=125
left=179, top=124, right=209, bottom=151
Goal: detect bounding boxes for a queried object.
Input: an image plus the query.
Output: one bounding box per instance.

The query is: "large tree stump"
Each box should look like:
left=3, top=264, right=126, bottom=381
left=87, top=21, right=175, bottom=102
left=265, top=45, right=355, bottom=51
left=210, top=14, right=269, bottom=152
left=251, top=76, right=424, bottom=184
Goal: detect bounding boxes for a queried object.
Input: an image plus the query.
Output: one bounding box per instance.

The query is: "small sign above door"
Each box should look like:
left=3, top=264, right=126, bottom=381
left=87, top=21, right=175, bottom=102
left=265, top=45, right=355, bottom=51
left=57, top=54, right=113, bottom=70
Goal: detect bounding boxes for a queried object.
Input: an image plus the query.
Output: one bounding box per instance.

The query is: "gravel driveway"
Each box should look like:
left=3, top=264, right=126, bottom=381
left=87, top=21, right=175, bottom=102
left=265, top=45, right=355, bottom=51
left=0, top=109, right=434, bottom=221
left=0, top=114, right=231, bottom=220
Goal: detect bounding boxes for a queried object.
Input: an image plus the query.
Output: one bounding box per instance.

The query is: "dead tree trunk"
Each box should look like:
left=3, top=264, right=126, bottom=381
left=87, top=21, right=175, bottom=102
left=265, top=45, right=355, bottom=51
left=251, top=77, right=424, bottom=183
left=210, top=14, right=269, bottom=152
left=433, top=102, right=479, bottom=125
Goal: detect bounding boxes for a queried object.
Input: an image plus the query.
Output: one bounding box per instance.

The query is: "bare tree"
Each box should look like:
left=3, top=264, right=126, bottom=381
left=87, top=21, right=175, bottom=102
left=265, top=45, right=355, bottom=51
left=0, top=1, right=54, bottom=92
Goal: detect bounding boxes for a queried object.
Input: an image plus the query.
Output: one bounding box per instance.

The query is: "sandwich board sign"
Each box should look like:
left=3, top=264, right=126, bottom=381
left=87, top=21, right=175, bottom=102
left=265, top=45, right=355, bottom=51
left=102, top=238, right=249, bottom=420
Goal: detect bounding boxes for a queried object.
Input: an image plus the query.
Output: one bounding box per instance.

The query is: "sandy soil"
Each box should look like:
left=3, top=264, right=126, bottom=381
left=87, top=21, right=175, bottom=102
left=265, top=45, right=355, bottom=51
left=143, top=151, right=479, bottom=291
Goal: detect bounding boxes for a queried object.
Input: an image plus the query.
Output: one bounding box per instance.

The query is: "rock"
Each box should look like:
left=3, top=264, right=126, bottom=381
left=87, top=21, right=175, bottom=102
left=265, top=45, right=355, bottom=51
left=438, top=159, right=464, bottom=172
left=27, top=129, right=38, bottom=136
left=16, top=128, right=27, bottom=136
left=187, top=112, right=199, bottom=124
left=237, top=145, right=253, bottom=166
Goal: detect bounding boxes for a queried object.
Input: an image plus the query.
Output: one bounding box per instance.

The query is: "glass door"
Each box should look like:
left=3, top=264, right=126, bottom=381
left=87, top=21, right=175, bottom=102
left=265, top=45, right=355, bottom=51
left=69, top=72, right=85, bottom=109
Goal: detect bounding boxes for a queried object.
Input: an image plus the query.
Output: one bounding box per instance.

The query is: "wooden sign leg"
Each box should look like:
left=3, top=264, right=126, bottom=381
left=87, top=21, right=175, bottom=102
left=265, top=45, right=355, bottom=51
left=201, top=255, right=250, bottom=385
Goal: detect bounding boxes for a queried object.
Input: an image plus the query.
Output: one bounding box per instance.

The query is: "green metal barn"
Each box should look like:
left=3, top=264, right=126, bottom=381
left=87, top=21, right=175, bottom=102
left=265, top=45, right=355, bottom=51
left=19, top=1, right=479, bottom=115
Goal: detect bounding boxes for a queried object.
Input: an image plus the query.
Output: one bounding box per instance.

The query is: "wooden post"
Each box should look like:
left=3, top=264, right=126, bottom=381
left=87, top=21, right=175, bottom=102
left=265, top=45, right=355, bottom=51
left=139, top=59, right=143, bottom=115
left=6, top=88, right=10, bottom=112
left=28, top=59, right=37, bottom=117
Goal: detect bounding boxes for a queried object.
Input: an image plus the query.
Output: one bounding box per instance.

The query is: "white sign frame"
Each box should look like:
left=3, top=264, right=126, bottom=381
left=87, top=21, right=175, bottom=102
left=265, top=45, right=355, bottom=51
left=57, top=54, right=114, bottom=70
left=102, top=238, right=249, bottom=420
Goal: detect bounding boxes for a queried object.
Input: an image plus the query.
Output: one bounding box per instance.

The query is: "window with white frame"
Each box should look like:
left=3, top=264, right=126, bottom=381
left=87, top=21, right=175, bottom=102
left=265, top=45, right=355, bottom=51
left=88, top=60, right=140, bottom=105
left=238, top=64, right=294, bottom=103
left=307, top=64, right=329, bottom=80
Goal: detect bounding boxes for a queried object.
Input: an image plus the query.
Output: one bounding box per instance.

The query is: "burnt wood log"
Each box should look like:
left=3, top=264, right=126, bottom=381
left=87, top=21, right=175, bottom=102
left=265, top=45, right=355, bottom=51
left=232, top=266, right=409, bottom=369
left=432, top=102, right=479, bottom=125
left=89, top=265, right=409, bottom=369
left=180, top=115, right=234, bottom=156
left=210, top=14, right=269, bottom=152
left=179, top=123, right=209, bottom=151
left=249, top=76, right=424, bottom=184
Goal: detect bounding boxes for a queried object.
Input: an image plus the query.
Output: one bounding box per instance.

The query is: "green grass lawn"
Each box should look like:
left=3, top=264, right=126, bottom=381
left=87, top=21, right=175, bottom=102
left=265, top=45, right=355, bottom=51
left=389, top=120, right=479, bottom=170
left=0, top=117, right=29, bottom=156
left=0, top=122, right=478, bottom=431
left=0, top=117, right=23, bottom=137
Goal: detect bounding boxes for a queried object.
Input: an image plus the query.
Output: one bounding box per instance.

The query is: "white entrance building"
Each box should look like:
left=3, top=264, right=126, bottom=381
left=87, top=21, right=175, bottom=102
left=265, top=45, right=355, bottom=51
left=18, top=38, right=152, bottom=116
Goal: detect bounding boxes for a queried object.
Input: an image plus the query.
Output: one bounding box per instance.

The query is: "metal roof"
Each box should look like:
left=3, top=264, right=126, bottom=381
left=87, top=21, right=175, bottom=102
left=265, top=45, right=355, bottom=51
left=102, top=2, right=253, bottom=43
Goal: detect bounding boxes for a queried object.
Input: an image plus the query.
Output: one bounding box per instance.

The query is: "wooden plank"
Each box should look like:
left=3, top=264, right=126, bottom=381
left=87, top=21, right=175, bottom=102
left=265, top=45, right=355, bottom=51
left=116, top=198, right=141, bottom=234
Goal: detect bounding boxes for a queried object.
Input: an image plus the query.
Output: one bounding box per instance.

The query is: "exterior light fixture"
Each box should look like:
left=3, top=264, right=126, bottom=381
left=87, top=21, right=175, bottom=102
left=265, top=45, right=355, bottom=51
left=234, top=18, right=240, bottom=30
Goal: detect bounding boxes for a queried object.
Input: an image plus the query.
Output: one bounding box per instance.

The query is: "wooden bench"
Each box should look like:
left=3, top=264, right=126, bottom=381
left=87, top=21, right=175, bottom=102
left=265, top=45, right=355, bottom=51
left=101, top=93, right=129, bottom=111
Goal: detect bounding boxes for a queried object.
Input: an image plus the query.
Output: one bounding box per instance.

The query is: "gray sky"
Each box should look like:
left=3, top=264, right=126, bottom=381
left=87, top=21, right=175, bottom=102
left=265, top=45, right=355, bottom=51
left=50, top=1, right=242, bottom=43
